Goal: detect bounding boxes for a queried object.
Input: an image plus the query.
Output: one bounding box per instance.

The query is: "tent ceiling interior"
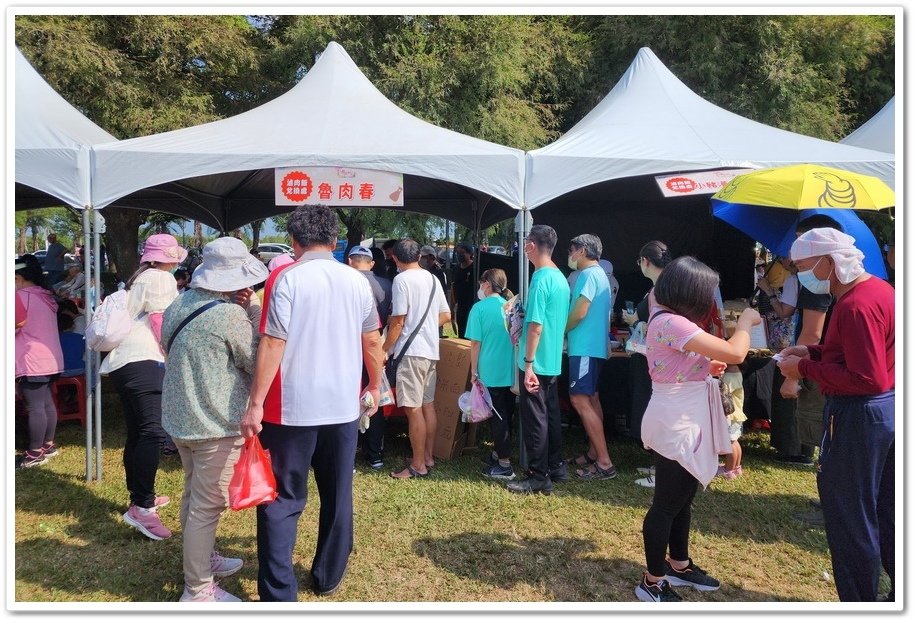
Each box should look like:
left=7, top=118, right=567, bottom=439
left=102, top=170, right=517, bottom=232
left=530, top=173, right=756, bottom=306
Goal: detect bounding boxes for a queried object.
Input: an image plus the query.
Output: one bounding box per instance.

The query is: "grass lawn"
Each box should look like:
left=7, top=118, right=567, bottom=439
left=13, top=381, right=869, bottom=605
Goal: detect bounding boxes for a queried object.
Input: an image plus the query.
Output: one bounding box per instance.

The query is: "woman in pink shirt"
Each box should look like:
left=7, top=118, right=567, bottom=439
left=15, top=255, right=64, bottom=468
left=635, top=256, right=760, bottom=603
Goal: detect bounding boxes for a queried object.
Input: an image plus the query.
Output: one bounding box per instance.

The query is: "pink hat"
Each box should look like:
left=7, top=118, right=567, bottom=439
left=141, top=234, right=188, bottom=264
left=268, top=254, right=295, bottom=272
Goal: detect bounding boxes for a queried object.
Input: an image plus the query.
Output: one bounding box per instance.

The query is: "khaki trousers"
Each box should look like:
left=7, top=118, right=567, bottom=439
left=175, top=435, right=244, bottom=595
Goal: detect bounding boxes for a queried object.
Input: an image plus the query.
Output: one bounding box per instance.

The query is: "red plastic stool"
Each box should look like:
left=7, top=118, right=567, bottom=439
left=52, top=375, right=87, bottom=427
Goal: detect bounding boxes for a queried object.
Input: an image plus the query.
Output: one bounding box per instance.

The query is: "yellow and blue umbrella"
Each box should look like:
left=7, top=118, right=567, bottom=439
left=711, top=165, right=892, bottom=278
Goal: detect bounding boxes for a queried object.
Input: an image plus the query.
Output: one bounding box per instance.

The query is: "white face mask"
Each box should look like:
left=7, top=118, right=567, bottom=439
left=797, top=257, right=832, bottom=295
left=477, top=287, right=486, bottom=300
left=567, top=255, right=578, bottom=271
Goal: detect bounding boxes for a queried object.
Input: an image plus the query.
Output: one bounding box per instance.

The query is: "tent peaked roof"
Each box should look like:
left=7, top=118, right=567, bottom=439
left=525, top=46, right=895, bottom=209
left=15, top=48, right=116, bottom=209
left=91, top=41, right=525, bottom=227
left=841, top=97, right=894, bottom=153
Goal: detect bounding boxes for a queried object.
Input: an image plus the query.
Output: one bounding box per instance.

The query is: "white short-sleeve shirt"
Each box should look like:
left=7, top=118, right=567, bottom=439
left=263, top=252, right=378, bottom=426
left=390, top=267, right=450, bottom=360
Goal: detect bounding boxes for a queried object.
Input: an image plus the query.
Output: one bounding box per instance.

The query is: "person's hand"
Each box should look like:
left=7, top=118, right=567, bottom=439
left=738, top=307, right=762, bottom=328
left=231, top=288, right=254, bottom=308
left=622, top=309, right=638, bottom=326
left=777, top=355, right=804, bottom=380
left=709, top=360, right=727, bottom=377
left=362, top=388, right=381, bottom=417
left=524, top=367, right=539, bottom=393
left=780, top=377, right=801, bottom=399
left=240, top=404, right=264, bottom=439
left=777, top=345, right=809, bottom=359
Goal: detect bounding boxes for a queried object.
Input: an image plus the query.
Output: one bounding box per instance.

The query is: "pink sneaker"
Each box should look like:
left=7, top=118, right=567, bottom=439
left=721, top=469, right=739, bottom=480
left=122, top=505, right=172, bottom=540
left=179, top=582, right=241, bottom=602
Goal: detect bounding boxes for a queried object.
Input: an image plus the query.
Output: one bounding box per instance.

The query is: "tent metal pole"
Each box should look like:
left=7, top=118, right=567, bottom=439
left=514, top=208, right=532, bottom=471
left=82, top=208, right=94, bottom=481
left=93, top=211, right=103, bottom=480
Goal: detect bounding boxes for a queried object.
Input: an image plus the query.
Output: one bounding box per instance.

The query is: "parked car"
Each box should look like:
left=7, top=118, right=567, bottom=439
left=485, top=246, right=507, bottom=256
left=32, top=249, right=48, bottom=266
left=251, top=243, right=293, bottom=264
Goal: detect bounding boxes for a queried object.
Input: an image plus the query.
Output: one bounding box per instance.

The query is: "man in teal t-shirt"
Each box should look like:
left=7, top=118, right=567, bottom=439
left=565, top=234, right=617, bottom=481
left=507, top=224, right=570, bottom=495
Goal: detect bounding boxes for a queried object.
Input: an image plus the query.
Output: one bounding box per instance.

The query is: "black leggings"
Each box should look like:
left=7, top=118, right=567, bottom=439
left=487, top=387, right=516, bottom=459
left=642, top=453, right=700, bottom=577
left=20, top=380, right=57, bottom=451
left=110, top=360, right=166, bottom=509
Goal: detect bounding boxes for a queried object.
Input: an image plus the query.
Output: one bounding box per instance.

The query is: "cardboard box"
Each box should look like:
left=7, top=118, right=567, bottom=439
left=432, top=338, right=475, bottom=460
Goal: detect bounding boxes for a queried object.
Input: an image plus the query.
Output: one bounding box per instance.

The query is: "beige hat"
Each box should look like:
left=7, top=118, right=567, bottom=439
left=190, top=237, right=269, bottom=292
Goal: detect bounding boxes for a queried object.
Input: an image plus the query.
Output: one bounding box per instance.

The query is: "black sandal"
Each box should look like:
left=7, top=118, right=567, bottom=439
left=390, top=465, right=429, bottom=479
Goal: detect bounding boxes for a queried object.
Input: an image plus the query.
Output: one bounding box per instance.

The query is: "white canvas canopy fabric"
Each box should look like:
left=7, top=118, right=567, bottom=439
left=90, top=41, right=525, bottom=230
left=840, top=97, right=894, bottom=154
left=525, top=47, right=895, bottom=209
left=15, top=48, right=115, bottom=210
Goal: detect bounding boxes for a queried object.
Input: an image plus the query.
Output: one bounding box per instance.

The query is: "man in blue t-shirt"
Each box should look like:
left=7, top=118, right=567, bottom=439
left=564, top=234, right=616, bottom=481
left=507, top=224, right=570, bottom=495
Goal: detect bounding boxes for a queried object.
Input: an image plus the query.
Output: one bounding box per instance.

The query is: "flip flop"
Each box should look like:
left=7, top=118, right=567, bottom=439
left=404, top=456, right=435, bottom=470
left=390, top=465, right=429, bottom=479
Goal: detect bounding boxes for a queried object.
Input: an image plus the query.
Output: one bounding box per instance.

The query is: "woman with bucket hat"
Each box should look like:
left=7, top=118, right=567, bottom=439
left=160, top=237, right=268, bottom=602
left=101, top=233, right=187, bottom=541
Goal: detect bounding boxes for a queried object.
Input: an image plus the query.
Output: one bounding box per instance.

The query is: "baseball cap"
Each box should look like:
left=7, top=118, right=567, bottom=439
left=348, top=245, right=373, bottom=259
left=419, top=245, right=437, bottom=257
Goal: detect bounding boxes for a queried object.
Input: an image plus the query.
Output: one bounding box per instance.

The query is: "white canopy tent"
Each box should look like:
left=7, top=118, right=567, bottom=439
left=90, top=41, right=525, bottom=231
left=525, top=47, right=895, bottom=209
left=15, top=48, right=115, bottom=210
left=15, top=47, right=111, bottom=481
left=840, top=96, right=895, bottom=154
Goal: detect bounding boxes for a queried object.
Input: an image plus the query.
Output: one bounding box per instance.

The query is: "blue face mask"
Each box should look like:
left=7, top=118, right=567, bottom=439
left=797, top=257, right=831, bottom=295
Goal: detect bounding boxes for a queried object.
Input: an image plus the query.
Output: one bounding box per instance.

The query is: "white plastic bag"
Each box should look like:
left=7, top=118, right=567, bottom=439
left=459, top=380, right=499, bottom=423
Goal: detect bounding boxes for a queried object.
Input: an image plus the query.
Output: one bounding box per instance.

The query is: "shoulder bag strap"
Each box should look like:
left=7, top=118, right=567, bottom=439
left=166, top=300, right=225, bottom=354
left=392, top=273, right=438, bottom=362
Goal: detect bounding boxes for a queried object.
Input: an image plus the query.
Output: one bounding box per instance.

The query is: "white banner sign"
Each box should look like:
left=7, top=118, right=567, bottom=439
left=655, top=169, right=755, bottom=198
left=275, top=167, right=404, bottom=207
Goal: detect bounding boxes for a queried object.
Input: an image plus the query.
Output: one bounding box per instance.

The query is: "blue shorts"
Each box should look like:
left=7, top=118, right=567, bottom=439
left=568, top=356, right=605, bottom=396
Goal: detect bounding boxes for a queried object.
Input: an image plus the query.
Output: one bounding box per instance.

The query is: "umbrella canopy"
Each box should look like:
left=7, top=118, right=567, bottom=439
left=711, top=205, right=887, bottom=279
left=711, top=164, right=895, bottom=211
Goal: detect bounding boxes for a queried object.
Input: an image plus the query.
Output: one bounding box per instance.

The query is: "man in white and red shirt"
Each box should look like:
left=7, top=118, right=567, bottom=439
left=242, top=205, right=383, bottom=601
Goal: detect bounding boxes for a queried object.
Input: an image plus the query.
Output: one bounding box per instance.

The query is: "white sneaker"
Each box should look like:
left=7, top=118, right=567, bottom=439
left=210, top=551, right=243, bottom=578
left=179, top=581, right=241, bottom=602
left=636, top=466, right=656, bottom=476
left=634, top=475, right=655, bottom=488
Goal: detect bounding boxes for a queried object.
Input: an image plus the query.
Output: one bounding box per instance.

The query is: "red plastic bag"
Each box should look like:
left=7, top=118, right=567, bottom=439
left=228, top=436, right=278, bottom=511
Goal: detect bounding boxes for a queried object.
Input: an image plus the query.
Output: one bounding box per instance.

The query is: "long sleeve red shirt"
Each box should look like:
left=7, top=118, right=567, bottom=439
left=799, top=276, right=894, bottom=396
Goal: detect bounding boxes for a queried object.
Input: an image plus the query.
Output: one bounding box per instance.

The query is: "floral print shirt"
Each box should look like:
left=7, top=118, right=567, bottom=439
left=646, top=309, right=709, bottom=383
left=160, top=288, right=259, bottom=441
